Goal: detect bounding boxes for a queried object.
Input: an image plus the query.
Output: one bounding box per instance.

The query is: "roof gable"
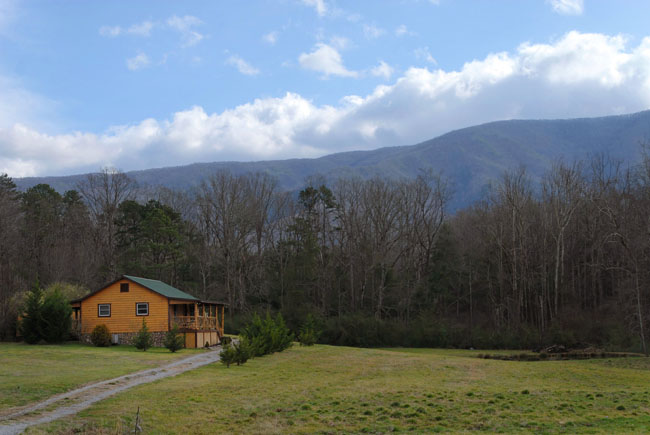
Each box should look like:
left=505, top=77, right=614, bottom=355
left=123, top=275, right=199, bottom=301
left=72, top=275, right=200, bottom=303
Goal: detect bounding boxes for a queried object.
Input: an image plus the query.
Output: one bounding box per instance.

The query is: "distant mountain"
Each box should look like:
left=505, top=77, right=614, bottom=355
left=15, top=110, right=650, bottom=210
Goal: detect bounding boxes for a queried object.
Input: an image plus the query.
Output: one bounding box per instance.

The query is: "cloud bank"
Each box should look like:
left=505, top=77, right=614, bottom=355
left=3, top=31, right=650, bottom=177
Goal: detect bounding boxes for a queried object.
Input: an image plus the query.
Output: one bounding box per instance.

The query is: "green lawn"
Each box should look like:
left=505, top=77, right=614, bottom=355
left=28, top=345, right=650, bottom=433
left=0, top=342, right=200, bottom=410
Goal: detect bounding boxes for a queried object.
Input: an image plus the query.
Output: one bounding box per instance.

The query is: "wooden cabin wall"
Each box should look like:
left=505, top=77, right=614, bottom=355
left=80, top=280, right=169, bottom=334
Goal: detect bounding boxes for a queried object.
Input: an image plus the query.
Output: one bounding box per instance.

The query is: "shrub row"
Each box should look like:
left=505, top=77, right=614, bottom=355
left=220, top=312, right=294, bottom=368
left=90, top=320, right=184, bottom=352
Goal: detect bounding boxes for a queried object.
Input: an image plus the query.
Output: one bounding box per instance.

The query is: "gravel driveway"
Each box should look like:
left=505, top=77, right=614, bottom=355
left=0, top=348, right=221, bottom=435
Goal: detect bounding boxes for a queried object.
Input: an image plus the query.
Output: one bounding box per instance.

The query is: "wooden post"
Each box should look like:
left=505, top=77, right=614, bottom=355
left=194, top=302, right=199, bottom=331
left=221, top=305, right=225, bottom=335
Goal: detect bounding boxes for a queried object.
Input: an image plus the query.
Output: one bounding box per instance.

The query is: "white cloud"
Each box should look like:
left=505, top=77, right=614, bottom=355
left=363, top=24, right=385, bottom=39
left=0, top=94, right=337, bottom=176
left=328, top=35, right=349, bottom=50
left=99, top=20, right=154, bottom=37
left=346, top=13, right=362, bottom=23
left=414, top=46, right=437, bottom=64
left=0, top=75, right=58, bottom=131
left=126, top=53, right=150, bottom=71
left=99, top=25, right=122, bottom=37
left=395, top=25, right=410, bottom=37
left=301, top=0, right=328, bottom=16
left=263, top=31, right=278, bottom=45
left=6, top=31, right=650, bottom=178
left=547, top=0, right=584, bottom=15
left=128, top=21, right=154, bottom=37
left=299, top=43, right=358, bottom=78
left=226, top=55, right=260, bottom=76
left=371, top=61, right=394, bottom=80
left=167, top=15, right=204, bottom=46
left=0, top=124, right=119, bottom=177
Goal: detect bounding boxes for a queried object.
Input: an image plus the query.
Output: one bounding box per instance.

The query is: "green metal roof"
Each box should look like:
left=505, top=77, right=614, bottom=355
left=124, top=275, right=200, bottom=301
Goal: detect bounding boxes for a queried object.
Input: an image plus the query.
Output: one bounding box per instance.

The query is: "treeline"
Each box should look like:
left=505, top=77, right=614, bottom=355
left=1, top=152, right=649, bottom=352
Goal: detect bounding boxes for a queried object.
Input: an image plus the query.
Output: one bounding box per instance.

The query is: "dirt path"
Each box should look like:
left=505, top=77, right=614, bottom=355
left=0, top=348, right=221, bottom=435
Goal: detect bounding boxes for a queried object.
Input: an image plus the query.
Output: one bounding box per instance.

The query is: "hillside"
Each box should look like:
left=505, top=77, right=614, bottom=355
left=15, top=110, right=650, bottom=209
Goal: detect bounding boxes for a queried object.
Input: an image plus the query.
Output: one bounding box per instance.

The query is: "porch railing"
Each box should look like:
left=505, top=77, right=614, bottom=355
left=172, top=316, right=218, bottom=330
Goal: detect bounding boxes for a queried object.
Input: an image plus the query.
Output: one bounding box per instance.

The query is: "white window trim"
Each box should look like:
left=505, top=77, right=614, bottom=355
left=98, top=304, right=111, bottom=317
left=136, top=302, right=149, bottom=316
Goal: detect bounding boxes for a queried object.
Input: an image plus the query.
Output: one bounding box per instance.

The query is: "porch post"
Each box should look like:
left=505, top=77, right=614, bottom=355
left=221, top=305, right=225, bottom=335
left=194, top=302, right=199, bottom=330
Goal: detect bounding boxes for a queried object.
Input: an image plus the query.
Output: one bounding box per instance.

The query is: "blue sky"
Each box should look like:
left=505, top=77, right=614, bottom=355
left=2, top=0, right=650, bottom=177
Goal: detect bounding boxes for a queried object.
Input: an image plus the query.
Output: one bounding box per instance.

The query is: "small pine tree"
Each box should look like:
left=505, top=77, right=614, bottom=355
left=20, top=283, right=44, bottom=344
left=164, top=324, right=184, bottom=352
left=234, top=339, right=251, bottom=366
left=271, top=313, right=294, bottom=352
left=90, top=324, right=111, bottom=347
left=220, top=340, right=251, bottom=368
left=220, top=341, right=236, bottom=368
left=133, top=319, right=153, bottom=351
left=242, top=313, right=267, bottom=357
left=299, top=314, right=321, bottom=346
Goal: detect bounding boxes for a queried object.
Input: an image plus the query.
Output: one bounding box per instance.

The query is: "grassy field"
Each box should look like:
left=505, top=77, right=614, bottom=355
left=0, top=342, right=200, bottom=410
left=26, top=345, right=650, bottom=434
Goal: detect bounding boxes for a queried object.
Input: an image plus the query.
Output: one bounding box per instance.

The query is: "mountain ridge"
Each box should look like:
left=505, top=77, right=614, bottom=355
left=15, top=110, right=650, bottom=209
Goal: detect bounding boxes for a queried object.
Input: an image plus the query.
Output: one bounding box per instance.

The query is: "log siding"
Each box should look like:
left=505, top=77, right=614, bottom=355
left=80, top=280, right=168, bottom=334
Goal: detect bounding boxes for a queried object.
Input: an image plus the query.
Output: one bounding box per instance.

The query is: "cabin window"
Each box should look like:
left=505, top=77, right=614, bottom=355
left=120, top=283, right=129, bottom=293
left=136, top=302, right=149, bottom=316
left=98, top=304, right=111, bottom=317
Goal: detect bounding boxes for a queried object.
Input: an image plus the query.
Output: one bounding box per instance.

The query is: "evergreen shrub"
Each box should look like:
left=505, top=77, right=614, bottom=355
left=19, top=283, right=73, bottom=344
left=91, top=324, right=111, bottom=347
left=20, top=285, right=44, bottom=344
left=241, top=312, right=293, bottom=357
left=133, top=319, right=153, bottom=351
left=41, top=290, right=72, bottom=343
left=299, top=314, right=321, bottom=346
left=164, top=324, right=184, bottom=352
left=220, top=341, right=236, bottom=368
left=220, top=339, right=252, bottom=368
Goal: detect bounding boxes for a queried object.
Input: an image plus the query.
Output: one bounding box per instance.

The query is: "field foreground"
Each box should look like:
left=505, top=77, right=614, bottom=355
left=24, top=345, right=650, bottom=433
left=0, top=343, right=200, bottom=411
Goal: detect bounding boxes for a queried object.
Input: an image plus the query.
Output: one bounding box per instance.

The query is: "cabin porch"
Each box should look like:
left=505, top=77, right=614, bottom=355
left=169, top=300, right=225, bottom=348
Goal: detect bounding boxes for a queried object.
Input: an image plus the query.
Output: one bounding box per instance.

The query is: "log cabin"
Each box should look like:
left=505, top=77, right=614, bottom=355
left=70, top=275, right=225, bottom=348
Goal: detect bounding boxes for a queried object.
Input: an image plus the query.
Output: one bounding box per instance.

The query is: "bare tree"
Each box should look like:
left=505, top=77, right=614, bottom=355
left=542, top=160, right=584, bottom=318
left=77, top=168, right=136, bottom=278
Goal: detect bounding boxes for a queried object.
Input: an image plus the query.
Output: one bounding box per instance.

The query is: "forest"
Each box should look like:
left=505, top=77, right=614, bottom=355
left=1, top=150, right=650, bottom=352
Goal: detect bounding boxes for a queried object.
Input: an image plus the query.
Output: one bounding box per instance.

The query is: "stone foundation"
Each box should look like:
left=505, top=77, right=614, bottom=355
left=80, top=331, right=167, bottom=347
